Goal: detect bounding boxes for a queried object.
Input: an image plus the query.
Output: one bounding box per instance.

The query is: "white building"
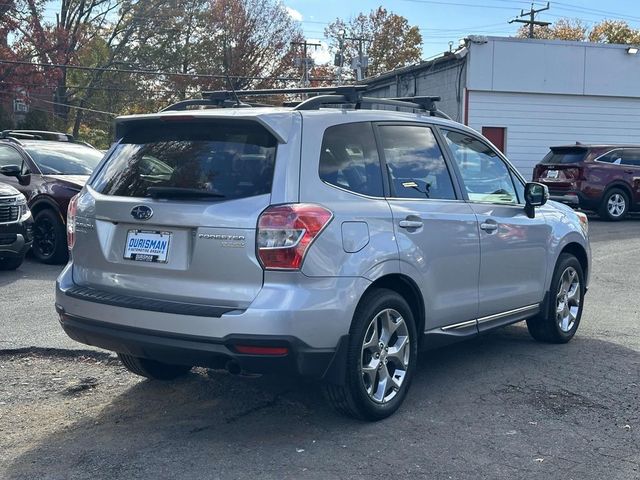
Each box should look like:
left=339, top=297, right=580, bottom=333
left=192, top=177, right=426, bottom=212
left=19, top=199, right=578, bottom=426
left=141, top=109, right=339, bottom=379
left=363, top=36, right=640, bottom=179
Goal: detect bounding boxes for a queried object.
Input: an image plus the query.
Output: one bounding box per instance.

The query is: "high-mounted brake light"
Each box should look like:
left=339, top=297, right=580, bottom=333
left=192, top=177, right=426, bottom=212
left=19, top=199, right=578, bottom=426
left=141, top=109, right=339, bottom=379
left=257, top=203, right=332, bottom=270
left=67, top=194, right=79, bottom=250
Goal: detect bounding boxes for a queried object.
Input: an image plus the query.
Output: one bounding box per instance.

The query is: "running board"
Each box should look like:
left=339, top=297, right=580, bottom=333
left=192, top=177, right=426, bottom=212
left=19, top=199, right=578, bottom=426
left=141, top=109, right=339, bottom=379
left=421, top=304, right=540, bottom=350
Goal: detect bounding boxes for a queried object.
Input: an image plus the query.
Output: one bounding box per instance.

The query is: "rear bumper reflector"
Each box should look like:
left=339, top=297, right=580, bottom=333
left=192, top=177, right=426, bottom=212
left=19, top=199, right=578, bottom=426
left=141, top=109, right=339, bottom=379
left=234, top=345, right=289, bottom=356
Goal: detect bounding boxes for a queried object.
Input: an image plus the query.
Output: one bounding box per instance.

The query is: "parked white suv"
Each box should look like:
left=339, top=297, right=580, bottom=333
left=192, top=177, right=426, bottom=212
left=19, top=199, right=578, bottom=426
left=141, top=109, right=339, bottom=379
left=56, top=87, right=590, bottom=420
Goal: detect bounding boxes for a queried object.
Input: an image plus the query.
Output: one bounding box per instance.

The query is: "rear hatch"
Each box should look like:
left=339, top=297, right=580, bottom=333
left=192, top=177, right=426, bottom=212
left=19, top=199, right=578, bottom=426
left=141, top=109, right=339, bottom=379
left=72, top=118, right=279, bottom=308
left=533, top=146, right=587, bottom=188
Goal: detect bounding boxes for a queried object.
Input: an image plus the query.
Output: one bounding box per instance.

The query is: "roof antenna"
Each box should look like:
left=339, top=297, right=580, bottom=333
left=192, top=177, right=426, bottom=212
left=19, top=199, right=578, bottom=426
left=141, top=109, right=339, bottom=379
left=225, top=74, right=242, bottom=107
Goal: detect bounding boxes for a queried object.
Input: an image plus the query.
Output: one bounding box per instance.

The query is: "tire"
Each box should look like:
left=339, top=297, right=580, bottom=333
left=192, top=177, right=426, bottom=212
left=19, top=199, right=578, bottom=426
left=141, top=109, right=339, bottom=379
left=117, top=353, right=192, bottom=380
left=527, top=253, right=585, bottom=344
left=32, top=209, right=68, bottom=264
left=323, top=288, right=418, bottom=421
left=598, top=188, right=629, bottom=221
left=0, top=255, right=24, bottom=270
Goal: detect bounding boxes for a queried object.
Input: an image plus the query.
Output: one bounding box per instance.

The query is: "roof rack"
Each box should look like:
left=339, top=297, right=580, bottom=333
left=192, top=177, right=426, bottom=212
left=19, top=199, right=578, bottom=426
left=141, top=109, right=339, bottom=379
left=161, top=86, right=451, bottom=119
left=0, top=130, right=75, bottom=142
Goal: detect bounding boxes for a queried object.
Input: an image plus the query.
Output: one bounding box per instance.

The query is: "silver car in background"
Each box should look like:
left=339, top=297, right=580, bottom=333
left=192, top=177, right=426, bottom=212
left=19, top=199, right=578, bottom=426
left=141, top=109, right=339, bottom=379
left=55, top=89, right=591, bottom=420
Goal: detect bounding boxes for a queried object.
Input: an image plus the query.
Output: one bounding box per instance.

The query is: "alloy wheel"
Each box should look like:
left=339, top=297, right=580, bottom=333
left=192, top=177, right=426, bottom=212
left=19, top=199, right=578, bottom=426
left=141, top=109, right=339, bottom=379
left=33, top=216, right=56, bottom=258
left=556, top=266, right=581, bottom=333
left=607, top=193, right=626, bottom=218
left=360, top=308, right=411, bottom=404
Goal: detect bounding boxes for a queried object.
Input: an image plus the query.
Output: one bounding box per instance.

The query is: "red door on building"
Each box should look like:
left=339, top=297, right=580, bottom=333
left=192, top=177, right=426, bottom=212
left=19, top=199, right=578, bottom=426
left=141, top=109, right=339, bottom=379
left=482, top=127, right=506, bottom=154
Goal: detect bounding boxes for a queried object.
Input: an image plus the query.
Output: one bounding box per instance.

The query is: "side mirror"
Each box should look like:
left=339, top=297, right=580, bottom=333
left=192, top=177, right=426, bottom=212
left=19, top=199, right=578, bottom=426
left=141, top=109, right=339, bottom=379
left=0, top=164, right=21, bottom=177
left=524, top=182, right=549, bottom=218
left=18, top=169, right=31, bottom=186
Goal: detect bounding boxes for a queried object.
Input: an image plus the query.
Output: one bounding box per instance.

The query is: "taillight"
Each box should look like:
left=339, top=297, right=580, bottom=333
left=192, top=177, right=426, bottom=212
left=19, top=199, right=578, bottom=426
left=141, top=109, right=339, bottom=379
left=67, top=194, right=79, bottom=250
left=257, top=203, right=332, bottom=270
left=533, top=165, right=542, bottom=180
left=564, top=167, right=583, bottom=181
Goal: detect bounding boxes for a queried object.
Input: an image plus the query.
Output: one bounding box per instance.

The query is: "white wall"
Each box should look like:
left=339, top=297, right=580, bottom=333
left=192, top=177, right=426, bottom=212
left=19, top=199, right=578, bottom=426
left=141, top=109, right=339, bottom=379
left=467, top=91, right=640, bottom=180
left=467, top=37, right=640, bottom=97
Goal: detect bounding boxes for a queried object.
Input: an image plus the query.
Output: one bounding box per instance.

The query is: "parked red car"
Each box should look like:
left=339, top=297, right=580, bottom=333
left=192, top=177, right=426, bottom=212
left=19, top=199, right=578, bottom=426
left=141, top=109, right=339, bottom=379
left=0, top=131, right=103, bottom=263
left=533, top=144, right=640, bottom=221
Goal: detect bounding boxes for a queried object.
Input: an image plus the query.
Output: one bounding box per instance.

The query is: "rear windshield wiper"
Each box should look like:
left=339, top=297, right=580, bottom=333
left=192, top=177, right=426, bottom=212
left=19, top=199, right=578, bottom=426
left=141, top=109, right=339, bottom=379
left=146, top=187, right=226, bottom=199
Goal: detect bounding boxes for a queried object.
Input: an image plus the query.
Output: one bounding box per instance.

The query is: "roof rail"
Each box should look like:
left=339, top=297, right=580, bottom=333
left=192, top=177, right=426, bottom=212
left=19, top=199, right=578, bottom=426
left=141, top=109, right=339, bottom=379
left=161, top=85, right=451, bottom=118
left=0, top=130, right=75, bottom=142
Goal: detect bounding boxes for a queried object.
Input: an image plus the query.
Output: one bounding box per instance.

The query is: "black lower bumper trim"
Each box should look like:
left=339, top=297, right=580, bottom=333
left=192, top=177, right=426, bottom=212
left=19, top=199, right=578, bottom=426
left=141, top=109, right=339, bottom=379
left=57, top=311, right=347, bottom=381
left=64, top=284, right=239, bottom=318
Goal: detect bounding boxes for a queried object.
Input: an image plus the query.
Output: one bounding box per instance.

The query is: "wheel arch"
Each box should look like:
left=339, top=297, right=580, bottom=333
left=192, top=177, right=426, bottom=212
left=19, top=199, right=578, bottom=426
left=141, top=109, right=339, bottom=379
left=603, top=182, right=632, bottom=204
left=29, top=196, right=64, bottom=223
left=559, top=242, right=589, bottom=284
left=358, top=274, right=426, bottom=342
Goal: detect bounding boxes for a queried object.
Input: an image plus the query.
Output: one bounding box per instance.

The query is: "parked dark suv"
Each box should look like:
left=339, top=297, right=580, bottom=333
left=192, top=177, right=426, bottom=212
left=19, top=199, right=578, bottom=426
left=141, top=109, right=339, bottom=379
left=0, top=131, right=103, bottom=263
left=533, top=144, right=640, bottom=221
left=0, top=181, right=33, bottom=270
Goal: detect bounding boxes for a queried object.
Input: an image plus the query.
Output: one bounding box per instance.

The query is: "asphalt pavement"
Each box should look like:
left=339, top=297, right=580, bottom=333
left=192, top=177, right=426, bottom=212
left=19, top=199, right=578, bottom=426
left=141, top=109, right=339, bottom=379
left=0, top=216, right=639, bottom=479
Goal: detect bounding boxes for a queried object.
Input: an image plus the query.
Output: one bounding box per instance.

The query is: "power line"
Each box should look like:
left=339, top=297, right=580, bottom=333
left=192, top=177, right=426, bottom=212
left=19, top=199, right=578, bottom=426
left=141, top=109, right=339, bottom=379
left=0, top=59, right=334, bottom=82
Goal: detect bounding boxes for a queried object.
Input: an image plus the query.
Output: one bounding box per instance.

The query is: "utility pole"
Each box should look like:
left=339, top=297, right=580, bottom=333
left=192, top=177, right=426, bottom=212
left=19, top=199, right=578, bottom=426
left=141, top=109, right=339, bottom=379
left=334, top=30, right=346, bottom=85
left=344, top=36, right=369, bottom=80
left=509, top=2, right=551, bottom=38
left=291, top=40, right=321, bottom=88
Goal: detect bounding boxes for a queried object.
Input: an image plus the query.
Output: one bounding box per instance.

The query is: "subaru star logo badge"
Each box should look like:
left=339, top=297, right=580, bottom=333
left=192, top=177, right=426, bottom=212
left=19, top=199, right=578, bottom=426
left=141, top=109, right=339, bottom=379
left=131, top=205, right=153, bottom=221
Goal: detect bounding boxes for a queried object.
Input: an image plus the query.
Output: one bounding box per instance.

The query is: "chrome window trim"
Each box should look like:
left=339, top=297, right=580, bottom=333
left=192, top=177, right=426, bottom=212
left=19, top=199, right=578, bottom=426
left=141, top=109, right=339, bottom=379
left=320, top=179, right=466, bottom=203
left=593, top=148, right=622, bottom=164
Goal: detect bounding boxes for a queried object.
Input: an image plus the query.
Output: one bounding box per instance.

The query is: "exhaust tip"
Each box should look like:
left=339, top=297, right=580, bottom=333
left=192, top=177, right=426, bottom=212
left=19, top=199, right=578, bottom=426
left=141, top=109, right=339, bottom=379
left=225, top=360, right=242, bottom=376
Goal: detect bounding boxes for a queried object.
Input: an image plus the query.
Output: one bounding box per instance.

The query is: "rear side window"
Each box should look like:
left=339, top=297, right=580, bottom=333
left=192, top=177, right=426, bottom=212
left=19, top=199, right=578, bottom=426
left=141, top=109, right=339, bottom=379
left=597, top=149, right=623, bottom=164
left=378, top=125, right=456, bottom=200
left=92, top=121, right=277, bottom=200
left=542, top=148, right=587, bottom=164
left=319, top=122, right=383, bottom=197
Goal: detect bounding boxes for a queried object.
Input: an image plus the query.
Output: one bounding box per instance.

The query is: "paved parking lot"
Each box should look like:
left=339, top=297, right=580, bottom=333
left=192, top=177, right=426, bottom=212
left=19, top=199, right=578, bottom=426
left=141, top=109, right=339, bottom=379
left=1, top=217, right=639, bottom=479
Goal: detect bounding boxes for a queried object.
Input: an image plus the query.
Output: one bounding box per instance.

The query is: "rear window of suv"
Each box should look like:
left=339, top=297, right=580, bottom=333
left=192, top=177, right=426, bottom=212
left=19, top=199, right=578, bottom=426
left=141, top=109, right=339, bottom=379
left=91, top=120, right=277, bottom=200
left=541, top=147, right=587, bottom=164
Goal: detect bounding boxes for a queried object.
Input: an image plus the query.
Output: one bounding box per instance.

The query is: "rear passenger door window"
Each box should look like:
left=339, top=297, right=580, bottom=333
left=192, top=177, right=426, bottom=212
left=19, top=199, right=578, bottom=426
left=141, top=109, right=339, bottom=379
left=622, top=149, right=640, bottom=167
left=319, top=122, right=383, bottom=197
left=377, top=125, right=456, bottom=200
left=442, top=129, right=518, bottom=205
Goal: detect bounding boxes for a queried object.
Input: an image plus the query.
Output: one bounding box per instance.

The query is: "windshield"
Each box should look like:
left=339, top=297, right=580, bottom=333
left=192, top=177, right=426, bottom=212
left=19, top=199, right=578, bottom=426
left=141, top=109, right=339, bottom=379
left=541, top=148, right=587, bottom=165
left=91, top=120, right=277, bottom=201
left=25, top=144, right=103, bottom=175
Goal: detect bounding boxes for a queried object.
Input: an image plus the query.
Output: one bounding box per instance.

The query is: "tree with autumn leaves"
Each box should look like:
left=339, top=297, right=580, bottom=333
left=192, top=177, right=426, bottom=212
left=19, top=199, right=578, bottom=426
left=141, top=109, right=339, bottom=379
left=517, top=18, right=640, bottom=44
left=0, top=0, right=304, bottom=143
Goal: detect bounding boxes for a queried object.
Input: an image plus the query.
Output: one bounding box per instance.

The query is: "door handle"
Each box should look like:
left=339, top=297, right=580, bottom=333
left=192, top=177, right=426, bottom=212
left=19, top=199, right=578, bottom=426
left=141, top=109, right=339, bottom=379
left=480, top=221, right=498, bottom=233
left=624, top=170, right=634, bottom=174
left=399, top=219, right=423, bottom=229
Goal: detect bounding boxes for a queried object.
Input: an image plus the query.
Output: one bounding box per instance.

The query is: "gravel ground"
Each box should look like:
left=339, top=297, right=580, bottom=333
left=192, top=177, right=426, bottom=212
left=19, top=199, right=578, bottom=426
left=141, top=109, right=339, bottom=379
left=0, top=218, right=639, bottom=479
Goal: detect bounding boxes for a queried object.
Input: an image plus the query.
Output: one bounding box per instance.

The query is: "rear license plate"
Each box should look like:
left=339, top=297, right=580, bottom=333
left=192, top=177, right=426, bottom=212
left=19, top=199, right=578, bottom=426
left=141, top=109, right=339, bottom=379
left=546, top=170, right=559, bottom=179
left=124, top=230, right=172, bottom=263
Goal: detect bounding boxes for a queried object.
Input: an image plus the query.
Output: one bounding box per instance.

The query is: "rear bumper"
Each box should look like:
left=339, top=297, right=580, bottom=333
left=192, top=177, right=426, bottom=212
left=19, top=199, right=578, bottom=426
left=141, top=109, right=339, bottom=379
left=57, top=309, right=349, bottom=381
left=549, top=193, right=580, bottom=206
left=55, top=264, right=370, bottom=381
left=546, top=190, right=600, bottom=210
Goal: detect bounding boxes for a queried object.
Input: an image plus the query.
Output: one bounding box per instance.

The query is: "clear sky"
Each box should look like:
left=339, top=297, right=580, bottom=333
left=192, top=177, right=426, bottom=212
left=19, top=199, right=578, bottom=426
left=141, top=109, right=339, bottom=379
left=285, top=0, right=640, bottom=63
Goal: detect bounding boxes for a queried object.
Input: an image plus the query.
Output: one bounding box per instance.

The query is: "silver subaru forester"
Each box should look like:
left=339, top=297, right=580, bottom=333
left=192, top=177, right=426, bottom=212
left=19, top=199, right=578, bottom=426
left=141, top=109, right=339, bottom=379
left=56, top=88, right=590, bottom=420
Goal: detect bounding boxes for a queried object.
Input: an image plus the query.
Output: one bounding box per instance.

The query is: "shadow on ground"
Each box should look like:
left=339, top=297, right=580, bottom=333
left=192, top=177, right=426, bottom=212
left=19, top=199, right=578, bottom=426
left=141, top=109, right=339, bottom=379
left=4, top=325, right=639, bottom=480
